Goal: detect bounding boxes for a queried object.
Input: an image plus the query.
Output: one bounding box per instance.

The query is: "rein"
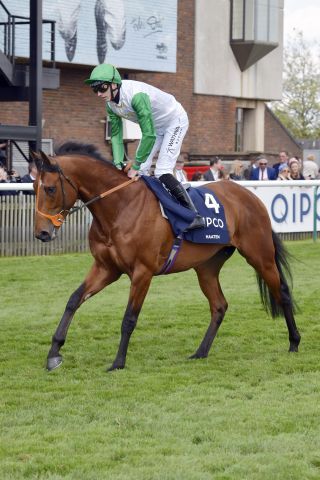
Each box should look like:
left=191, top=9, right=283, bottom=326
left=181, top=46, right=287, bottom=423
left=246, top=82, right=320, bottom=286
left=36, top=161, right=136, bottom=228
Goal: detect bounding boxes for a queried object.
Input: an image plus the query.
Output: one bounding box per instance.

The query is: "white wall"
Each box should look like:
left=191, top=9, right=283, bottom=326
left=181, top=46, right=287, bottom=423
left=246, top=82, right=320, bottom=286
left=194, top=0, right=284, bottom=101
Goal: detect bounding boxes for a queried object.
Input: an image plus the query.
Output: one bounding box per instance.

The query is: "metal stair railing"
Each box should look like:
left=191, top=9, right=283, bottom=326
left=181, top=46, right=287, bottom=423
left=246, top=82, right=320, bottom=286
left=0, top=0, right=56, bottom=68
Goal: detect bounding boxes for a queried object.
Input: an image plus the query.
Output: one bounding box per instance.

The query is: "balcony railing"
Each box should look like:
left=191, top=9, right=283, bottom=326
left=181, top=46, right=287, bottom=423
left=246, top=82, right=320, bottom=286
left=0, top=0, right=56, bottom=66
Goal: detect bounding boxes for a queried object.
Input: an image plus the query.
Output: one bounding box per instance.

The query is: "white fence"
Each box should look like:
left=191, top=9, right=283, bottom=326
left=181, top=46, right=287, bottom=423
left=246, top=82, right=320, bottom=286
left=0, top=184, right=92, bottom=256
left=1, top=181, right=320, bottom=257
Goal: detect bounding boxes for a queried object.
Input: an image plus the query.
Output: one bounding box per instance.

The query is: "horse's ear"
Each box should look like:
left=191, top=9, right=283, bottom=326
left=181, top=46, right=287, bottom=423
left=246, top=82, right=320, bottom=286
left=39, top=150, right=54, bottom=167
left=29, top=149, right=39, bottom=161
left=30, top=150, right=42, bottom=171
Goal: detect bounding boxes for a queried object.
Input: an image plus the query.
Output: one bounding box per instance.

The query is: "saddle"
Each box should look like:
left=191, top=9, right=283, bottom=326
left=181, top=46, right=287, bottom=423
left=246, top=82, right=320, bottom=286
left=141, top=176, right=230, bottom=244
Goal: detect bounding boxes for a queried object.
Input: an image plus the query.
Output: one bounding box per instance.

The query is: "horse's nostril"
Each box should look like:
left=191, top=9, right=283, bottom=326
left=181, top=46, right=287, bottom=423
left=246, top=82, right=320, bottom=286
left=36, top=231, right=52, bottom=242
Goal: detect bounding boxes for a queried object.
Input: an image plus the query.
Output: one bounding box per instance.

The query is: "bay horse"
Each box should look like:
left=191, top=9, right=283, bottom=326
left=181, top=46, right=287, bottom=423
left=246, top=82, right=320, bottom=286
left=33, top=142, right=301, bottom=371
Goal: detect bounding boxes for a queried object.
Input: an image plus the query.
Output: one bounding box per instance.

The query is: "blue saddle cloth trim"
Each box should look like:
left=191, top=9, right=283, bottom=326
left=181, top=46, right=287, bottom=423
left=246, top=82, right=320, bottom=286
left=142, top=176, right=230, bottom=244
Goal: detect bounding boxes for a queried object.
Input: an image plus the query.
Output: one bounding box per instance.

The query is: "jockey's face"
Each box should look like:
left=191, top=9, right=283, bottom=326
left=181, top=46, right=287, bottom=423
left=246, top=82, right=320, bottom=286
left=97, top=83, right=118, bottom=101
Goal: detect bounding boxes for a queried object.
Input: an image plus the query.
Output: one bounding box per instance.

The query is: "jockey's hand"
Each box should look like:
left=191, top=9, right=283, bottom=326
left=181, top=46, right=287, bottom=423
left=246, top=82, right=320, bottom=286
left=124, top=161, right=133, bottom=173
left=127, top=168, right=139, bottom=180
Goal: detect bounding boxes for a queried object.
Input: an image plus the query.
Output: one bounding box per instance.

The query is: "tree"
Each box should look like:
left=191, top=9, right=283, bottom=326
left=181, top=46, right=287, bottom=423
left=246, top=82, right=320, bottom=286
left=270, top=32, right=320, bottom=139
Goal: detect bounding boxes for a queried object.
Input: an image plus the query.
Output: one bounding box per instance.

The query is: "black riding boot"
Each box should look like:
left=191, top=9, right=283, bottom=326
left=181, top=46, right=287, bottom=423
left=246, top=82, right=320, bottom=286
left=160, top=174, right=205, bottom=231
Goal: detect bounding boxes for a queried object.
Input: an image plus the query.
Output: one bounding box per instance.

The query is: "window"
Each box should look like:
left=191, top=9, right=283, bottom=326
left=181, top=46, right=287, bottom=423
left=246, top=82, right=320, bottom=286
left=230, top=0, right=280, bottom=71
left=235, top=108, right=244, bottom=152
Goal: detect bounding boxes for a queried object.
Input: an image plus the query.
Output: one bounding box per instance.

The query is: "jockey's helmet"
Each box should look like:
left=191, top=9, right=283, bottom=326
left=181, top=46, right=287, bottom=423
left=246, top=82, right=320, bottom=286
left=85, top=64, right=122, bottom=85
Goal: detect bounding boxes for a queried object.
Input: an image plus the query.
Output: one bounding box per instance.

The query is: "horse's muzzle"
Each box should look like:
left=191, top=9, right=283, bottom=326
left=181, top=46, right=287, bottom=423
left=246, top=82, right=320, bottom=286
left=36, top=230, right=54, bottom=242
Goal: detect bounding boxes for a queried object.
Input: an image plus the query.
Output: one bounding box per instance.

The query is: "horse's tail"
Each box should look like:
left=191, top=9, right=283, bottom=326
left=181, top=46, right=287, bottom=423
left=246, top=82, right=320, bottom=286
left=256, top=230, right=295, bottom=318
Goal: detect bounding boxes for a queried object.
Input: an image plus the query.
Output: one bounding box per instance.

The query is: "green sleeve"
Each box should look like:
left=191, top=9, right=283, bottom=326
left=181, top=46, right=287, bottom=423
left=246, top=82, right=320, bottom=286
left=131, top=93, right=156, bottom=170
left=107, top=104, right=124, bottom=169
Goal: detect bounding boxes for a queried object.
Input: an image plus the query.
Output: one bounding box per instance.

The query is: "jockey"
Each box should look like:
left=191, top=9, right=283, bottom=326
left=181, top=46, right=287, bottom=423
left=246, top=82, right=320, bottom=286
left=85, top=63, right=205, bottom=230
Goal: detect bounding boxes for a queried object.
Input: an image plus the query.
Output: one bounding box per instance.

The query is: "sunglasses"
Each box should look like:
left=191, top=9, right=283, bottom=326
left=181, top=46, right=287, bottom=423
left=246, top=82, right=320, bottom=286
left=91, top=83, right=110, bottom=94
left=259, top=163, right=267, bottom=166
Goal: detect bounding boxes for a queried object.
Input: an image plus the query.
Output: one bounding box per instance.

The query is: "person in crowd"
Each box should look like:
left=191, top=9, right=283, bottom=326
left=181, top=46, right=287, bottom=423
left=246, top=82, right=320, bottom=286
left=277, top=163, right=292, bottom=180
left=0, top=164, right=19, bottom=196
left=0, top=138, right=9, bottom=165
left=302, top=154, right=318, bottom=179
left=250, top=156, right=277, bottom=181
left=21, top=162, right=37, bottom=195
left=288, top=158, right=304, bottom=180
left=203, top=157, right=223, bottom=181
left=173, top=154, right=188, bottom=182
left=243, top=155, right=258, bottom=180
left=21, top=163, right=37, bottom=183
left=85, top=63, right=204, bottom=230
left=229, top=159, right=244, bottom=180
left=273, top=150, right=289, bottom=177
left=191, top=171, right=204, bottom=181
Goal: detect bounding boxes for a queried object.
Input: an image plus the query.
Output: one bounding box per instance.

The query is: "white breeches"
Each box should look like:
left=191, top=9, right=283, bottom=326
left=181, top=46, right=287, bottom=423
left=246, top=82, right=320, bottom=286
left=139, top=111, right=189, bottom=178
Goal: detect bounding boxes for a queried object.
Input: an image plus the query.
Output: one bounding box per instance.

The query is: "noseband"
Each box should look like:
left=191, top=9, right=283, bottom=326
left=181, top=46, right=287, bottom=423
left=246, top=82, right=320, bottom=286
left=36, top=159, right=136, bottom=228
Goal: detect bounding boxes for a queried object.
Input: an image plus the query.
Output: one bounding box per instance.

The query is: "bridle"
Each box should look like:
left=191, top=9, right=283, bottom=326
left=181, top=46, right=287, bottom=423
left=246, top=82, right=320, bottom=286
left=36, top=159, right=136, bottom=228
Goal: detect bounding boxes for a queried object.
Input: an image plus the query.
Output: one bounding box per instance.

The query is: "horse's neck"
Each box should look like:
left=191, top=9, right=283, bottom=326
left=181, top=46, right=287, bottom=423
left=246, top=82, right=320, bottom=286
left=69, top=156, right=143, bottom=228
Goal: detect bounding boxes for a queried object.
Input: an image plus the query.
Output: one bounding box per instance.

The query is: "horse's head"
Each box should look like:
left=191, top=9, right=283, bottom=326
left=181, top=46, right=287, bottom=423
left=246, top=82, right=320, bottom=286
left=33, top=150, right=78, bottom=242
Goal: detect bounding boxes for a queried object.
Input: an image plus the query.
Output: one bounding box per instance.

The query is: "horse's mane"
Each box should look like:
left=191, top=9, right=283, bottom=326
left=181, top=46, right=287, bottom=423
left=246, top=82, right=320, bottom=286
left=54, top=141, right=115, bottom=168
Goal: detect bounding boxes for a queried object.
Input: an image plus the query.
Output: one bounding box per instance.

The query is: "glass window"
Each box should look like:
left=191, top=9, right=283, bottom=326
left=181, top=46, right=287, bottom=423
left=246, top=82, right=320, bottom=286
left=230, top=0, right=280, bottom=43
left=232, top=0, right=244, bottom=40
left=235, top=108, right=244, bottom=152
left=244, top=0, right=255, bottom=41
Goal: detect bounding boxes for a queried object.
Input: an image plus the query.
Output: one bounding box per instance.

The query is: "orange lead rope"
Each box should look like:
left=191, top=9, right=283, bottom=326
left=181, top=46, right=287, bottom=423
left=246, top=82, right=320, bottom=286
left=36, top=177, right=137, bottom=228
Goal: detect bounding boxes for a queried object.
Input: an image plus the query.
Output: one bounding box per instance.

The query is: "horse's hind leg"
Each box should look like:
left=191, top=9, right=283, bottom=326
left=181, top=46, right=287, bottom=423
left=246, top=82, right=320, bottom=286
left=47, top=260, right=121, bottom=371
left=238, top=234, right=301, bottom=352
left=190, top=247, right=235, bottom=359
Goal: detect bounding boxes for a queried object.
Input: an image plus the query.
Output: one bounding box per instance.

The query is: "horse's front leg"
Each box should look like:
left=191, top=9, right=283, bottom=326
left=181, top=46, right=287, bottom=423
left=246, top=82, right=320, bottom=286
left=47, top=260, right=121, bottom=371
left=108, top=266, right=153, bottom=371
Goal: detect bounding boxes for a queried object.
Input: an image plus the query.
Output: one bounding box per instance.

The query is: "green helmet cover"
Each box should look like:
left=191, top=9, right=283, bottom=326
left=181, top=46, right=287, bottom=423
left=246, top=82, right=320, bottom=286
left=85, top=64, right=122, bottom=85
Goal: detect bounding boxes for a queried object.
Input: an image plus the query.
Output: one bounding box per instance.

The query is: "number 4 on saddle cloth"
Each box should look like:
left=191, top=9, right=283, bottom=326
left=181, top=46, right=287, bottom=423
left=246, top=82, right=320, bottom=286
left=142, top=176, right=230, bottom=244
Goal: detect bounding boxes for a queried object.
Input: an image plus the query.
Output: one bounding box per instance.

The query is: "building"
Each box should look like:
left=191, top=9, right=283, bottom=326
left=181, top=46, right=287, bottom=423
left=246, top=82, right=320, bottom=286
left=0, top=0, right=301, bottom=174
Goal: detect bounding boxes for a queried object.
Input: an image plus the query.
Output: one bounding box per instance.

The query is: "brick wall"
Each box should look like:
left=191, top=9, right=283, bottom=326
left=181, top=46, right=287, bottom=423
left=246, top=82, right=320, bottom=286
left=265, top=107, right=301, bottom=162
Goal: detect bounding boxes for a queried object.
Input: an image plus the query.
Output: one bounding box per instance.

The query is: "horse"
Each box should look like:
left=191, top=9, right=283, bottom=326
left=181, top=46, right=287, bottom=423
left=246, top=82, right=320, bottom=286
left=33, top=142, right=301, bottom=372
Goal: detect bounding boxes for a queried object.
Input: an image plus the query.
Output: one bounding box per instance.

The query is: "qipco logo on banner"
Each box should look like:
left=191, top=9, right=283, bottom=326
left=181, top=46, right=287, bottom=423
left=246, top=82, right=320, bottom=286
left=271, top=192, right=320, bottom=225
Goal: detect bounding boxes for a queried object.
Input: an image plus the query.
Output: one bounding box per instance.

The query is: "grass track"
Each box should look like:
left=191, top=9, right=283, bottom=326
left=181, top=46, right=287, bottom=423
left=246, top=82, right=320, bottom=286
left=0, top=240, right=320, bottom=479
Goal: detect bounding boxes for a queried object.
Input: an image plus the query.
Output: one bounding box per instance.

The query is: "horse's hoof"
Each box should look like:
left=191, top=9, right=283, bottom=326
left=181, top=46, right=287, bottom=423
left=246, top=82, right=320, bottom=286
left=47, top=356, right=63, bottom=371
left=289, top=345, right=299, bottom=353
left=188, top=352, right=207, bottom=360
left=107, top=363, right=124, bottom=372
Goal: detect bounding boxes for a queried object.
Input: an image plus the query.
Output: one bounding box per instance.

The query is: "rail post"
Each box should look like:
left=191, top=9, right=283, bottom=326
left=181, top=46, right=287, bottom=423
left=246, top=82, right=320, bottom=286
left=313, top=185, right=319, bottom=242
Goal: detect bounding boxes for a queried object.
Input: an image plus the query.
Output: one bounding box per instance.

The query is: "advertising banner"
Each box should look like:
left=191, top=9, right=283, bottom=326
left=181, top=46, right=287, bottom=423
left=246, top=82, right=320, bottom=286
left=246, top=184, right=320, bottom=233
left=8, top=0, right=177, bottom=72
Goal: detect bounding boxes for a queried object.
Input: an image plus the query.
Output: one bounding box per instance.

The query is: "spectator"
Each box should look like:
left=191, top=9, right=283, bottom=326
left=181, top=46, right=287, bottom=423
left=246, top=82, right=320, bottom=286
left=191, top=171, right=203, bottom=181
left=173, top=155, right=188, bottom=182
left=243, top=155, right=258, bottom=180
left=0, top=138, right=9, bottom=165
left=302, top=154, right=318, bottom=179
left=0, top=165, right=19, bottom=196
left=277, top=163, right=292, bottom=180
left=203, top=157, right=223, bottom=181
left=289, top=158, right=304, bottom=180
left=250, top=156, right=277, bottom=180
left=21, top=162, right=37, bottom=195
left=21, top=163, right=37, bottom=183
left=229, top=159, right=244, bottom=180
left=273, top=150, right=289, bottom=177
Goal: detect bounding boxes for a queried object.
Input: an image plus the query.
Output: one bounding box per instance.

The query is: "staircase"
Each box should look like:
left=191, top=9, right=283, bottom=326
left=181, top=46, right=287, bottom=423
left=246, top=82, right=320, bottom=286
left=0, top=0, right=59, bottom=96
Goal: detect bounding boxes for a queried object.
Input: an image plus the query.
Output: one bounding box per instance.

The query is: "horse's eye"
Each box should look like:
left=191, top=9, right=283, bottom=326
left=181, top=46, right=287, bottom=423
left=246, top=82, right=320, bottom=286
left=45, top=186, right=56, bottom=195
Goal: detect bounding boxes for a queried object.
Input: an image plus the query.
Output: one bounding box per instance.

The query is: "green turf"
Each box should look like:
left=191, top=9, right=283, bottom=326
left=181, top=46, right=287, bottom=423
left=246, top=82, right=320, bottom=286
left=0, top=240, right=320, bottom=479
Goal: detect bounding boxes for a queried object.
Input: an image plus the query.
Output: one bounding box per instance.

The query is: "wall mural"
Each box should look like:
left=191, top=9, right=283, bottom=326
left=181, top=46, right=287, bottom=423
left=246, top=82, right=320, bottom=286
left=8, top=0, right=177, bottom=72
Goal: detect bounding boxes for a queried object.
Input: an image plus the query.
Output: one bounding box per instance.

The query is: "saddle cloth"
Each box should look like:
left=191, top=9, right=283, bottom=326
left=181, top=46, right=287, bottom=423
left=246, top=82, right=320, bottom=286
left=141, top=176, right=230, bottom=244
